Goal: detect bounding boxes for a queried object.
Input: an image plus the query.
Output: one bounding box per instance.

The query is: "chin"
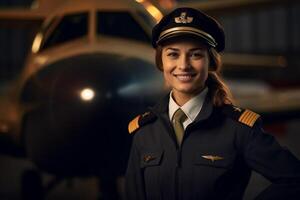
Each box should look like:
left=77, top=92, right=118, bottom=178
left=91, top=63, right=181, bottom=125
left=175, top=88, right=196, bottom=95
left=177, top=85, right=204, bottom=95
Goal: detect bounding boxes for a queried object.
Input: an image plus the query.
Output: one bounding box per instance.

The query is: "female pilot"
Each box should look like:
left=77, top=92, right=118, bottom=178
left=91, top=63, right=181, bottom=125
left=125, top=7, right=300, bottom=200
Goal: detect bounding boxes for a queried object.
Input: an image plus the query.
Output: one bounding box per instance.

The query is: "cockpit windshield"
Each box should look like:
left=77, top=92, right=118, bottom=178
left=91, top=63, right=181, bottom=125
left=97, top=11, right=151, bottom=44
left=41, top=12, right=88, bottom=50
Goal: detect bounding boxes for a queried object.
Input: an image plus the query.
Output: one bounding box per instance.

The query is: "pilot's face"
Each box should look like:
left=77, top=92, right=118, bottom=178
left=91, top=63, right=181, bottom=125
left=161, top=39, right=209, bottom=104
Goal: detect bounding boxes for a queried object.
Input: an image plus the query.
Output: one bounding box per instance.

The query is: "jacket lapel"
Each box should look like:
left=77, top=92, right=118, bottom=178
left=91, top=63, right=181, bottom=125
left=193, top=94, right=214, bottom=124
left=150, top=93, right=179, bottom=147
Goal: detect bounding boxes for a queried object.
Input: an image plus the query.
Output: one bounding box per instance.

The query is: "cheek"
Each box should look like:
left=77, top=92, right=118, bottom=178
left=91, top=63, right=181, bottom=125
left=162, top=61, right=175, bottom=84
left=202, top=65, right=209, bottom=80
left=163, top=69, right=171, bottom=81
left=161, top=53, right=176, bottom=71
left=194, top=59, right=208, bottom=73
left=195, top=60, right=209, bottom=81
left=202, top=62, right=209, bottom=74
left=162, top=58, right=174, bottom=74
left=202, top=70, right=208, bottom=82
left=162, top=57, right=169, bottom=70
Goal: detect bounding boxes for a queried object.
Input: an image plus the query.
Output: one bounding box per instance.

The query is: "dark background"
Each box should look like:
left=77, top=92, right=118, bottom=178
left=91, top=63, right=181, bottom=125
left=0, top=0, right=300, bottom=199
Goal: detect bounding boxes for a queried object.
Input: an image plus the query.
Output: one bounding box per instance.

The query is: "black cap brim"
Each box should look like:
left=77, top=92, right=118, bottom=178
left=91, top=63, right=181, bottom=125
left=156, top=26, right=217, bottom=48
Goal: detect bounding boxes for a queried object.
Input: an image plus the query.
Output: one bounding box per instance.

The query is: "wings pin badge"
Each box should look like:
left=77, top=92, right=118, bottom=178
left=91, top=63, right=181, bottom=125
left=201, top=155, right=224, bottom=162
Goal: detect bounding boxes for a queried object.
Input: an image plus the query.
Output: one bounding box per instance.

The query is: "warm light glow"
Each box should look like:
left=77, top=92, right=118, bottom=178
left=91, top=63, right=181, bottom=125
left=277, top=56, right=287, bottom=68
left=32, top=32, right=43, bottom=53
left=145, top=3, right=163, bottom=23
left=136, top=1, right=163, bottom=23
left=35, top=56, right=48, bottom=65
left=80, top=88, right=95, bottom=101
left=0, top=122, right=9, bottom=133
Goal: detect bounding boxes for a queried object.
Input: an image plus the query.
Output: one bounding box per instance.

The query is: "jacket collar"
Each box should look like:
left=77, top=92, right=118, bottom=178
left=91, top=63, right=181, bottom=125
left=151, top=91, right=214, bottom=123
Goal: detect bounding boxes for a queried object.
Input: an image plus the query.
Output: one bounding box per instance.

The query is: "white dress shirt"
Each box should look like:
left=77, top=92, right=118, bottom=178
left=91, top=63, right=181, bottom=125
left=168, top=87, right=208, bottom=129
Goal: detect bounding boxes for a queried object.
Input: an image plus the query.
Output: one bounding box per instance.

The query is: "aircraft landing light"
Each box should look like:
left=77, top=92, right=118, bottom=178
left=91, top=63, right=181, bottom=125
left=32, top=32, right=43, bottom=53
left=0, top=122, right=9, bottom=133
left=80, top=88, right=95, bottom=102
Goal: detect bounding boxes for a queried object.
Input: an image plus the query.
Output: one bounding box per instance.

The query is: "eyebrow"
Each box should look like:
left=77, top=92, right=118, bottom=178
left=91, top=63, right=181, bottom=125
left=164, top=47, right=205, bottom=51
left=190, top=48, right=205, bottom=51
left=165, top=47, right=179, bottom=51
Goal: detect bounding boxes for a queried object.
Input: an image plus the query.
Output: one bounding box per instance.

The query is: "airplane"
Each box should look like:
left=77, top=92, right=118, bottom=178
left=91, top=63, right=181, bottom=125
left=0, top=0, right=300, bottom=199
left=0, top=0, right=165, bottom=199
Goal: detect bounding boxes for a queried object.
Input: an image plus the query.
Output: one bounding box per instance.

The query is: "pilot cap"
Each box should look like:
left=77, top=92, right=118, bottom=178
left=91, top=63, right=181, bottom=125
left=152, top=7, right=225, bottom=52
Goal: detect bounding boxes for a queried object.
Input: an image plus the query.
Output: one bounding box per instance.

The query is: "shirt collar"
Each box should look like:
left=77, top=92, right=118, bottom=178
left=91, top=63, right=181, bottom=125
left=168, top=87, right=208, bottom=122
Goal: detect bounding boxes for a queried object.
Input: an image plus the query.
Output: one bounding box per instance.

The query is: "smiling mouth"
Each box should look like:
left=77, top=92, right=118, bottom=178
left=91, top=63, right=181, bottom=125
left=174, top=74, right=196, bottom=82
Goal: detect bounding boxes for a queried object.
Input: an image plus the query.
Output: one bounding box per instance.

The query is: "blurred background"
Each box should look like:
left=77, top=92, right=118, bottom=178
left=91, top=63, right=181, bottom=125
left=0, top=0, right=300, bottom=199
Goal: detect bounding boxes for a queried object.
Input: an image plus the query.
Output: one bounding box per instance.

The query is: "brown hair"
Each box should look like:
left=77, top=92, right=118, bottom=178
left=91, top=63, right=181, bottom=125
left=155, top=45, right=234, bottom=107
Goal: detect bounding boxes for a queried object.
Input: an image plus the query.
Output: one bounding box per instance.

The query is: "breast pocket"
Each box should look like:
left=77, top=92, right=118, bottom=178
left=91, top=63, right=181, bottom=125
left=190, top=153, right=237, bottom=193
left=192, top=153, right=236, bottom=183
left=140, top=149, right=164, bottom=200
left=140, top=149, right=164, bottom=168
left=194, top=154, right=236, bottom=169
left=191, top=154, right=237, bottom=198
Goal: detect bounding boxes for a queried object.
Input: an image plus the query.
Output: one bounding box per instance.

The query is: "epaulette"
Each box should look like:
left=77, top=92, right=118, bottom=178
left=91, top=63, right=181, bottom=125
left=222, top=105, right=260, bottom=128
left=128, top=111, right=157, bottom=134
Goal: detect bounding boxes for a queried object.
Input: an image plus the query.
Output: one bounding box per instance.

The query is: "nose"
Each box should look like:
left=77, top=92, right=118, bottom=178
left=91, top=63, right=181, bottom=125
left=178, top=54, right=191, bottom=70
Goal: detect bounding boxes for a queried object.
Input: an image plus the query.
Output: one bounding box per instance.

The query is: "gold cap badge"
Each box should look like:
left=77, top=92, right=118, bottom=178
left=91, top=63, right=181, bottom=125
left=175, top=12, right=193, bottom=24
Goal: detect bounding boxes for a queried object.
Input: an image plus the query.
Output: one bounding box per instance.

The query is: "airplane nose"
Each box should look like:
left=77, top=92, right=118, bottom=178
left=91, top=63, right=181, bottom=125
left=21, top=53, right=163, bottom=175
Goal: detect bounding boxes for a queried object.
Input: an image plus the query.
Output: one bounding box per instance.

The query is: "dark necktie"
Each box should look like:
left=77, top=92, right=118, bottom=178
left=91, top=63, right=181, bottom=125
left=172, top=108, right=187, bottom=146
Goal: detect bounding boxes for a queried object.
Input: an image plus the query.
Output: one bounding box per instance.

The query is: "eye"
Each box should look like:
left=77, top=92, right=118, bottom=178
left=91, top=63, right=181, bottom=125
left=190, top=51, right=204, bottom=59
left=166, top=51, right=179, bottom=59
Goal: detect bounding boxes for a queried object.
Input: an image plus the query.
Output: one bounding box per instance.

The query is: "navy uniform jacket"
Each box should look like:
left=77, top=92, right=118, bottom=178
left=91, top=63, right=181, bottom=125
left=125, top=94, right=300, bottom=200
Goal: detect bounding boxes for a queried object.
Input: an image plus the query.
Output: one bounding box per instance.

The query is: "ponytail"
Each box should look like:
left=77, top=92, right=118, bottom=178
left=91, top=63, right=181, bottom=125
left=206, top=48, right=234, bottom=106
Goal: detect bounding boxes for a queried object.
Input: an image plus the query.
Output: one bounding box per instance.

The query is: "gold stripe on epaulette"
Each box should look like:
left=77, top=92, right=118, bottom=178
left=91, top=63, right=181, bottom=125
left=238, top=109, right=260, bottom=127
left=128, top=115, right=141, bottom=134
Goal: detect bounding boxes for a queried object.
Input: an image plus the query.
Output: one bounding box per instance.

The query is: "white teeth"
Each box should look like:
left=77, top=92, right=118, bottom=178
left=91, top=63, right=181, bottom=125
left=176, top=75, right=193, bottom=81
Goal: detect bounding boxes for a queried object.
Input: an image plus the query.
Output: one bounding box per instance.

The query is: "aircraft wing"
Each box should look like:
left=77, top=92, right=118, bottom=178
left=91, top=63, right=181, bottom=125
left=0, top=9, right=46, bottom=28
left=231, top=84, right=300, bottom=123
left=0, top=0, right=66, bottom=27
left=244, top=89, right=300, bottom=115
